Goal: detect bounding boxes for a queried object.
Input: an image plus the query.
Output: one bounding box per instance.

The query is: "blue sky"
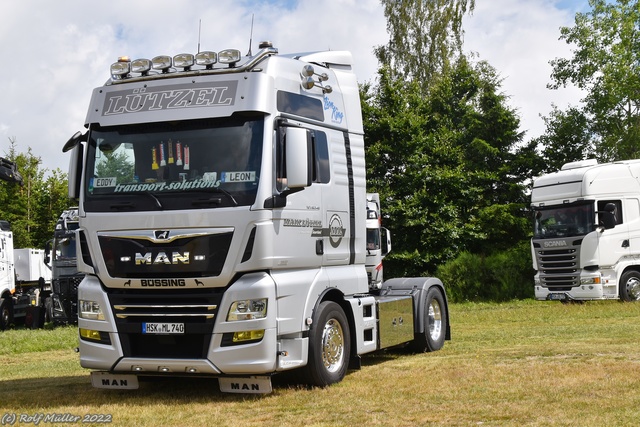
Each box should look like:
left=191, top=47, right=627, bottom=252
left=0, top=0, right=589, bottom=174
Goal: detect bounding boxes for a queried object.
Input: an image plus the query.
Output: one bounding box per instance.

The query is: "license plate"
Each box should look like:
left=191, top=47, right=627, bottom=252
left=142, top=322, right=185, bottom=334
left=549, top=293, right=567, bottom=301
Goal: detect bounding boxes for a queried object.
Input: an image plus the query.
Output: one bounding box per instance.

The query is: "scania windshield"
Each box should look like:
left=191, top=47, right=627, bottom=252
left=84, top=115, right=264, bottom=212
left=533, top=202, right=595, bottom=239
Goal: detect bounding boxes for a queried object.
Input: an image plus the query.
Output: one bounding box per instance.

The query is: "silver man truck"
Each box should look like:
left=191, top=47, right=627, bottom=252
left=531, top=159, right=640, bottom=302
left=64, top=42, right=450, bottom=393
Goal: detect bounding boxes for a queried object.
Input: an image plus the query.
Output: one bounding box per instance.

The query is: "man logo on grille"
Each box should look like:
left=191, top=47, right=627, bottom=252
left=155, top=230, right=170, bottom=240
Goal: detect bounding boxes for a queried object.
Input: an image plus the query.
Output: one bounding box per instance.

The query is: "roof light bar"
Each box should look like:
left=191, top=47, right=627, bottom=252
left=109, top=43, right=277, bottom=81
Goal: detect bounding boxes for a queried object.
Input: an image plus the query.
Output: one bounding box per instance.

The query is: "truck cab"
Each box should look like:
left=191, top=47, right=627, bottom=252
left=45, top=208, right=82, bottom=324
left=531, top=159, right=640, bottom=301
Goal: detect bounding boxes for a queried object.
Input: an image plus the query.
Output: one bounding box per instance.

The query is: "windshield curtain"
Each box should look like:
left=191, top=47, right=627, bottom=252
left=533, top=202, right=595, bottom=239
left=84, top=115, right=264, bottom=211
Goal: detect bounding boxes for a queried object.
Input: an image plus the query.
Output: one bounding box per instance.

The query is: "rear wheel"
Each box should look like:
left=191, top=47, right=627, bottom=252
left=619, top=270, right=640, bottom=302
left=302, top=301, right=351, bottom=387
left=411, top=287, right=447, bottom=352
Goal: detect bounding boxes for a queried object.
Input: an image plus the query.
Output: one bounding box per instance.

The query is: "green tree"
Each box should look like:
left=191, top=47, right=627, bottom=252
left=32, top=168, right=72, bottom=247
left=95, top=149, right=134, bottom=184
left=1, top=138, right=70, bottom=249
left=376, top=0, right=475, bottom=94
left=549, top=0, right=640, bottom=161
left=363, top=57, right=530, bottom=277
left=532, top=106, right=595, bottom=173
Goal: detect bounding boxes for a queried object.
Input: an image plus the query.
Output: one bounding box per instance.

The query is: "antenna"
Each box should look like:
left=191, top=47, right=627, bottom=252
left=246, top=14, right=254, bottom=57
left=197, top=19, right=202, bottom=53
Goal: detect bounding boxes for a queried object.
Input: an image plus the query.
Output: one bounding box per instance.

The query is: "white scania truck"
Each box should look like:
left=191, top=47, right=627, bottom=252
left=531, top=159, right=640, bottom=302
left=64, top=42, right=450, bottom=393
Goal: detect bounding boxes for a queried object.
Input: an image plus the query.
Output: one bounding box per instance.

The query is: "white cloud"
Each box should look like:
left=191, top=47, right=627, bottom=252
left=0, top=0, right=586, bottom=175
left=463, top=0, right=586, bottom=138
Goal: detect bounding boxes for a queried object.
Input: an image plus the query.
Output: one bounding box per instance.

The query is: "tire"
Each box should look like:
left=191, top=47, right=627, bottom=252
left=412, top=286, right=447, bottom=352
left=45, top=297, right=53, bottom=324
left=619, top=270, right=640, bottom=302
left=302, top=301, right=351, bottom=387
left=0, top=297, right=12, bottom=331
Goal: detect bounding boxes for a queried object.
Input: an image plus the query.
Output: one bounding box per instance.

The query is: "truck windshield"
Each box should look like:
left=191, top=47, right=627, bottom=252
left=54, top=235, right=77, bottom=262
left=533, top=202, right=595, bottom=239
left=84, top=115, right=264, bottom=211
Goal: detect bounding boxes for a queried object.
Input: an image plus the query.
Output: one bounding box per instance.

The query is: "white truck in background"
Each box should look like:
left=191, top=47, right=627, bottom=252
left=0, top=158, right=53, bottom=329
left=531, top=159, right=640, bottom=302
left=64, top=42, right=450, bottom=393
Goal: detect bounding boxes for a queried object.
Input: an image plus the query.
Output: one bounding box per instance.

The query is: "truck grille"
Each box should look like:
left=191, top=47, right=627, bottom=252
left=533, top=239, right=582, bottom=290
left=53, top=275, right=83, bottom=296
left=108, top=289, right=223, bottom=359
left=98, top=230, right=233, bottom=279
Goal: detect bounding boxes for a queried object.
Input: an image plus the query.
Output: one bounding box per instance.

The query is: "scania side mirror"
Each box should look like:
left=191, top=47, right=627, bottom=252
left=598, top=203, right=617, bottom=230
left=285, top=127, right=313, bottom=188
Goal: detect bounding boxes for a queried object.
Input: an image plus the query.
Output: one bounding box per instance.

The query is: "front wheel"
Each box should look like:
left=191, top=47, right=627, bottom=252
left=619, top=270, right=640, bottom=302
left=0, top=297, right=12, bottom=331
left=411, top=287, right=447, bottom=352
left=302, top=301, right=351, bottom=387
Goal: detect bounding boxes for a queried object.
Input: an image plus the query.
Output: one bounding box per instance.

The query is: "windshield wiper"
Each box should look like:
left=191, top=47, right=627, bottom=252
left=109, top=201, right=134, bottom=211
left=109, top=192, right=163, bottom=210
left=144, top=191, right=164, bottom=210
left=191, top=188, right=238, bottom=207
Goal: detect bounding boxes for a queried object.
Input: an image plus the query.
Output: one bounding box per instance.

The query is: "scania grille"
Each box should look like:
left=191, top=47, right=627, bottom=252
left=108, top=289, right=222, bottom=359
left=534, top=245, right=580, bottom=289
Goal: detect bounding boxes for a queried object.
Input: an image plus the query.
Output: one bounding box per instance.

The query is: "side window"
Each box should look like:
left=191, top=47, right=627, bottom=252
left=312, top=131, right=330, bottom=184
left=598, top=200, right=623, bottom=226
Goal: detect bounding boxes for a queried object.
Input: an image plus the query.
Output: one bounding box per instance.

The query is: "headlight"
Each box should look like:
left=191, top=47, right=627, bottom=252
left=227, top=298, right=267, bottom=321
left=79, top=300, right=105, bottom=320
left=580, top=277, right=601, bottom=285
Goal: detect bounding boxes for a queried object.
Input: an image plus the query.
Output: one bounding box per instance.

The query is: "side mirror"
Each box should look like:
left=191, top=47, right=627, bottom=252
left=44, top=239, right=52, bottom=266
left=285, top=127, right=313, bottom=188
left=598, top=203, right=617, bottom=230
left=64, top=131, right=87, bottom=199
left=381, top=227, right=392, bottom=257
left=67, top=143, right=83, bottom=199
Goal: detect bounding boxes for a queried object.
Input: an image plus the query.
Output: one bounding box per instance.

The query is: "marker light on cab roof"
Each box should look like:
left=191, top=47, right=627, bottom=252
left=218, top=49, right=241, bottom=64
left=152, top=55, right=172, bottom=72
left=131, top=58, right=151, bottom=74
left=173, top=53, right=194, bottom=70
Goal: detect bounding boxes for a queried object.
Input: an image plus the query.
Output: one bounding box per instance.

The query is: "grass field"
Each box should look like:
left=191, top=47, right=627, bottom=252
left=1, top=300, right=640, bottom=426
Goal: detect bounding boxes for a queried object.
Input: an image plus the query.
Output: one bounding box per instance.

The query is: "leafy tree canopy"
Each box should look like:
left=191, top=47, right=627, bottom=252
left=549, top=0, right=640, bottom=161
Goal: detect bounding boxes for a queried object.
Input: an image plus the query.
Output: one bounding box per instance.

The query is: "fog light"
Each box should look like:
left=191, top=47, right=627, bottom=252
left=79, top=328, right=102, bottom=341
left=232, top=330, right=265, bottom=343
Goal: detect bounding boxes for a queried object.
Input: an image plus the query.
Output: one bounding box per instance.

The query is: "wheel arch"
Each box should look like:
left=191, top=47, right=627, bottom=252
left=308, top=287, right=359, bottom=368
